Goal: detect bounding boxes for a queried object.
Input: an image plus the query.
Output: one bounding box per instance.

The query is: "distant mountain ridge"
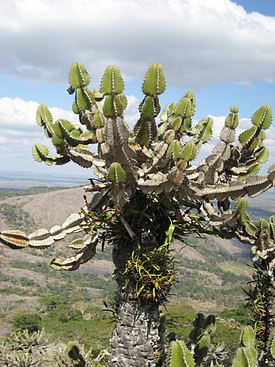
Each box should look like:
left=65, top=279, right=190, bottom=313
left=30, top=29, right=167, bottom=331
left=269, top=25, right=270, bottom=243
left=0, top=186, right=90, bottom=231
left=0, top=185, right=267, bottom=313
left=0, top=169, right=89, bottom=189
left=1, top=169, right=274, bottom=217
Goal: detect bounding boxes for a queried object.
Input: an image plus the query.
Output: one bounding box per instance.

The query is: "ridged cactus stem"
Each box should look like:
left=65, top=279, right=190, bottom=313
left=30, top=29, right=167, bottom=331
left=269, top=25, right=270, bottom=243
left=232, top=326, right=258, bottom=367
left=166, top=340, right=195, bottom=367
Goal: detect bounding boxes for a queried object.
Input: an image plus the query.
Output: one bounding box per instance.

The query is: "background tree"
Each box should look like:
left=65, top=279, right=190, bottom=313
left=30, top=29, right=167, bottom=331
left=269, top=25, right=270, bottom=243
left=0, top=63, right=274, bottom=366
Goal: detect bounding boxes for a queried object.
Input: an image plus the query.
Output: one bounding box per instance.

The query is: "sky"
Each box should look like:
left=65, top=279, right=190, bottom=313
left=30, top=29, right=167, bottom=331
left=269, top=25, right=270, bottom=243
left=0, top=0, right=275, bottom=181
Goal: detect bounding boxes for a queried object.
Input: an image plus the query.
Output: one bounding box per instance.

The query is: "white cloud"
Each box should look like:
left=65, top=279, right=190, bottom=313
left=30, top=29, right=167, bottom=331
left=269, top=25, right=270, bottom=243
left=0, top=95, right=274, bottom=173
left=0, top=95, right=139, bottom=134
left=0, top=97, right=38, bottom=130
left=0, top=0, right=274, bottom=88
left=0, top=97, right=75, bottom=171
left=0, top=97, right=79, bottom=130
left=0, top=95, right=141, bottom=171
left=125, top=95, right=140, bottom=128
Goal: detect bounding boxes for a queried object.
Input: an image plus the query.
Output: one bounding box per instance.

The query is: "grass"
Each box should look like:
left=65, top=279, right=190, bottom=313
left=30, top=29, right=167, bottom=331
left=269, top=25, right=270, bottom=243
left=162, top=303, right=196, bottom=339
left=43, top=318, right=113, bottom=351
left=219, top=261, right=252, bottom=277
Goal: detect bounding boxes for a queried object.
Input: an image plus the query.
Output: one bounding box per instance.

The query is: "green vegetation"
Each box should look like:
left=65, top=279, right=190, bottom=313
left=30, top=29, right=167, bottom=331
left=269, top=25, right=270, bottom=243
left=48, top=305, right=83, bottom=323
left=0, top=217, right=270, bottom=364
left=0, top=233, right=251, bottom=308
left=6, top=258, right=115, bottom=299
left=219, top=305, right=252, bottom=325
left=12, top=312, right=41, bottom=333
left=0, top=196, right=270, bottom=364
left=7, top=297, right=113, bottom=352
left=6, top=297, right=249, bottom=361
left=0, top=328, right=110, bottom=367
left=39, top=294, right=69, bottom=310
left=0, top=203, right=34, bottom=229
left=0, top=230, right=252, bottom=358
left=43, top=317, right=112, bottom=352
left=165, top=323, right=259, bottom=367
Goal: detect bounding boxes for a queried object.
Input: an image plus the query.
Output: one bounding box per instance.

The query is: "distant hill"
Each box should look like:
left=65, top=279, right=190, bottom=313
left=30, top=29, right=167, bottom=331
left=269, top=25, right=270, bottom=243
left=0, top=186, right=268, bottom=356
left=0, top=186, right=89, bottom=231
left=246, top=189, right=275, bottom=220
left=0, top=169, right=89, bottom=190
left=0, top=184, right=274, bottom=339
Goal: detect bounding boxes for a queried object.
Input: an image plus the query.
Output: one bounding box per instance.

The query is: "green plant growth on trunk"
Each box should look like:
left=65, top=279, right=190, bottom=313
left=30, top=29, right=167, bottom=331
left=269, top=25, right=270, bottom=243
left=1, top=62, right=275, bottom=366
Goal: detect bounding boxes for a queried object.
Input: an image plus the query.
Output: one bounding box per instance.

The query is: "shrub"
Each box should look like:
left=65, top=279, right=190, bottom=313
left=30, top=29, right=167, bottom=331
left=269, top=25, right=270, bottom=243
left=12, top=312, right=41, bottom=333
left=39, top=294, right=68, bottom=311
left=51, top=305, right=83, bottom=323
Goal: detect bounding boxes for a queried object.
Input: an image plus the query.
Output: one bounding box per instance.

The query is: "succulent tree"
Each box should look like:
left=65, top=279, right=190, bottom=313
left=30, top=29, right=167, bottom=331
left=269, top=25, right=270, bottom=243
left=1, top=62, right=275, bottom=366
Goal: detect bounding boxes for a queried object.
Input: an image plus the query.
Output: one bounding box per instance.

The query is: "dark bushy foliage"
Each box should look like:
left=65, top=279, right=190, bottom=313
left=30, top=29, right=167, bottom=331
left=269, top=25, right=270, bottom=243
left=39, top=295, right=68, bottom=311
left=12, top=312, right=41, bottom=333
left=51, top=305, right=83, bottom=323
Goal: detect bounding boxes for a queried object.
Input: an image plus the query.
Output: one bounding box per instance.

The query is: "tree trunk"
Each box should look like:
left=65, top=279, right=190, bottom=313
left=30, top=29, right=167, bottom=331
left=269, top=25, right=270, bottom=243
left=110, top=296, right=162, bottom=367
left=110, top=239, right=165, bottom=367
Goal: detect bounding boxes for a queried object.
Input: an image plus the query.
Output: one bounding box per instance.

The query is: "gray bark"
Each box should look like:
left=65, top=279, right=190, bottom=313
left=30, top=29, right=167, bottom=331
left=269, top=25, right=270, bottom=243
left=110, top=299, right=162, bottom=367
left=110, top=225, right=166, bottom=367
